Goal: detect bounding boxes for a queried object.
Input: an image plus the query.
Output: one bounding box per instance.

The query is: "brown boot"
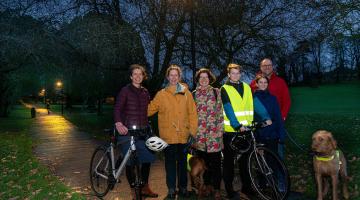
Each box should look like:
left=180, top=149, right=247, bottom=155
left=214, top=189, right=222, bottom=200
left=141, top=184, right=158, bottom=198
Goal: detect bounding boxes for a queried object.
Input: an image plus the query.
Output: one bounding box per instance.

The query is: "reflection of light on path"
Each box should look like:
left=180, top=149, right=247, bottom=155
left=21, top=102, right=34, bottom=108
left=39, top=115, right=74, bottom=135
left=19, top=101, right=48, bottom=115
left=32, top=113, right=168, bottom=199
left=36, top=108, right=48, bottom=114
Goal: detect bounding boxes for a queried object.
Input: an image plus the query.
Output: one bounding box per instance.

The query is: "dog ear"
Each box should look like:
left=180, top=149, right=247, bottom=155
left=327, top=132, right=337, bottom=149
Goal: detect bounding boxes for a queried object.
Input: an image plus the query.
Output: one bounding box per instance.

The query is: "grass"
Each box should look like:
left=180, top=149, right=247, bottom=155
left=0, top=106, right=85, bottom=199
left=290, top=82, right=360, bottom=114
left=285, top=81, right=360, bottom=199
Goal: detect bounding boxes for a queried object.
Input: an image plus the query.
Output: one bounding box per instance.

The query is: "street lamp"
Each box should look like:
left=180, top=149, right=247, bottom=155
left=56, top=81, right=62, bottom=88
left=41, top=88, right=46, bottom=104
left=56, top=81, right=64, bottom=115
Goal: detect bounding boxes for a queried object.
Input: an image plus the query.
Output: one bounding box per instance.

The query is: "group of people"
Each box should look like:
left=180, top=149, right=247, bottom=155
left=113, top=58, right=291, bottom=200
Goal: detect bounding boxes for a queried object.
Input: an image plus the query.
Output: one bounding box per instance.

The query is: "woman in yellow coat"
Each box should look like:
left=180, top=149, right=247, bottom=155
left=148, top=64, right=198, bottom=199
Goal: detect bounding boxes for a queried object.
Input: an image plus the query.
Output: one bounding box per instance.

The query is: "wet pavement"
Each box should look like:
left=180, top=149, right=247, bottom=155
left=29, top=108, right=308, bottom=200
left=30, top=109, right=168, bottom=200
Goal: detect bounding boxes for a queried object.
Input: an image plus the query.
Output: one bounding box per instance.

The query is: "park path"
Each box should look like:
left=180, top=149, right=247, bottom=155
left=28, top=108, right=308, bottom=200
left=30, top=109, right=168, bottom=200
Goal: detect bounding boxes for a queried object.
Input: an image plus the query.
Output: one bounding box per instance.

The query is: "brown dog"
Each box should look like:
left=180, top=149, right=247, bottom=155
left=188, top=154, right=207, bottom=198
left=311, top=130, right=349, bottom=200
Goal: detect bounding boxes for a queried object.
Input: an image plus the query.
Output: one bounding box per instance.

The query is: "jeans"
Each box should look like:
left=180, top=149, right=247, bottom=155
left=164, top=144, right=187, bottom=193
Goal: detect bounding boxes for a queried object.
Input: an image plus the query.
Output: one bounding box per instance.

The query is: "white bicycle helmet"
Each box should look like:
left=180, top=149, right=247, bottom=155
left=145, top=136, right=168, bottom=152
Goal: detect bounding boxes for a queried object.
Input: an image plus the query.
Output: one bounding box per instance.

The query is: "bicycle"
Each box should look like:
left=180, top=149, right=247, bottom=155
left=89, top=127, right=167, bottom=199
left=230, top=122, right=290, bottom=200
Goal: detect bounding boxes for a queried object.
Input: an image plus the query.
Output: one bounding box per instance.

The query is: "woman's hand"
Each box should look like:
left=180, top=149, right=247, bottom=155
left=115, top=122, right=128, bottom=135
left=265, top=119, right=272, bottom=126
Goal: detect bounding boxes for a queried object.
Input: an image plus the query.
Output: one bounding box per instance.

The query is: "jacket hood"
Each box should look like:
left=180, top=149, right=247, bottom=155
left=165, top=83, right=186, bottom=94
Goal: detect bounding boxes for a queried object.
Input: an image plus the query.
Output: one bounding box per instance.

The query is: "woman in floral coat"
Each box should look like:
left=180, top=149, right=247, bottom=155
left=193, top=68, right=223, bottom=200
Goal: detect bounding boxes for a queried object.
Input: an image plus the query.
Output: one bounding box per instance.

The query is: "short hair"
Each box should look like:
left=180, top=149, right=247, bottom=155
left=129, top=64, right=147, bottom=80
left=195, top=68, right=216, bottom=84
left=255, top=74, right=270, bottom=84
left=260, top=58, right=273, bottom=66
left=227, top=63, right=241, bottom=73
left=166, top=64, right=182, bottom=78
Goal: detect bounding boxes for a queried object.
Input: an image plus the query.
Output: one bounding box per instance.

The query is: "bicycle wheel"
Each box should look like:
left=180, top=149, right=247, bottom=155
left=248, top=147, right=290, bottom=200
left=90, top=146, right=112, bottom=197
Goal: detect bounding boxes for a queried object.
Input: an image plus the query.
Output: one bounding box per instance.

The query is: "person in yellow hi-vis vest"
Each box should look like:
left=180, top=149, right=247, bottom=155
left=221, top=63, right=254, bottom=200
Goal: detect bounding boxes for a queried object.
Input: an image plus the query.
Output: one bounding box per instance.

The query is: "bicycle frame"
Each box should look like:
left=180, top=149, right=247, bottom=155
left=94, top=135, right=137, bottom=181
left=232, top=123, right=289, bottom=200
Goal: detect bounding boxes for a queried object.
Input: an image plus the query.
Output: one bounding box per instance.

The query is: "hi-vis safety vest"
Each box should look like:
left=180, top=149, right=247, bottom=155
left=222, top=83, right=254, bottom=132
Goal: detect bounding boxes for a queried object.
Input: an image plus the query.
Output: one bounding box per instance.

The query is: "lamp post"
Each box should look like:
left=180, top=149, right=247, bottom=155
left=56, top=81, right=64, bottom=115
left=42, top=88, right=46, bottom=104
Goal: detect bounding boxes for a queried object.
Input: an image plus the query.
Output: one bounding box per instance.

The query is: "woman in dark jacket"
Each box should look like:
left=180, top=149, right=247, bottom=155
left=253, top=74, right=286, bottom=155
left=114, top=64, right=157, bottom=199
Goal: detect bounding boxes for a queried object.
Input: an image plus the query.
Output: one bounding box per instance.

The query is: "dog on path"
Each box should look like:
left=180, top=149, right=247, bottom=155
left=311, top=130, right=350, bottom=200
left=188, top=153, right=207, bottom=198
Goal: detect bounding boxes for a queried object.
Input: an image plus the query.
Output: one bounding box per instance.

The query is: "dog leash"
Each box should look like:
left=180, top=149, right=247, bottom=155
left=285, top=129, right=309, bottom=153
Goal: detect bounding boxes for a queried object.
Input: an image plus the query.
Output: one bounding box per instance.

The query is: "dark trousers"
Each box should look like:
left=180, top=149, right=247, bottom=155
left=164, top=144, right=187, bottom=193
left=197, top=150, right=222, bottom=190
left=223, top=132, right=252, bottom=196
left=126, top=163, right=151, bottom=187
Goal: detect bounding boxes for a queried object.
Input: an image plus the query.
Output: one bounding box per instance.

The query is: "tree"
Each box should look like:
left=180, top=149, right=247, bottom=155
left=0, top=10, right=63, bottom=117
left=124, top=0, right=188, bottom=92
left=60, top=12, right=146, bottom=114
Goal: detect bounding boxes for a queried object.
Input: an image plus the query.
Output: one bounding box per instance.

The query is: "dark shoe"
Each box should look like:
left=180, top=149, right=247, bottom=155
left=227, top=191, right=240, bottom=200
left=179, top=189, right=191, bottom=198
left=164, top=193, right=176, bottom=199
left=241, top=187, right=256, bottom=196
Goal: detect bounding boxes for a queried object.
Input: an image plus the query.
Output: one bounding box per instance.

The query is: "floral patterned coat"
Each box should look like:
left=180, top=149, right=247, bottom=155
left=193, top=85, right=224, bottom=152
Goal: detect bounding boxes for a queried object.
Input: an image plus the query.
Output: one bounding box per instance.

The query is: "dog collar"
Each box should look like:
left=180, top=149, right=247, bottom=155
left=315, top=150, right=339, bottom=162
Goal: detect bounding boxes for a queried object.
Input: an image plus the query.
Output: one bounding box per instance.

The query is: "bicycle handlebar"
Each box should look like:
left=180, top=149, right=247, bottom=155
left=242, top=121, right=268, bottom=132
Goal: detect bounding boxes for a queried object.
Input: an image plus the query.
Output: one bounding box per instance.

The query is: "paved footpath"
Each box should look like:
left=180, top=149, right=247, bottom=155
left=29, top=109, right=308, bottom=200
left=30, top=109, right=168, bottom=200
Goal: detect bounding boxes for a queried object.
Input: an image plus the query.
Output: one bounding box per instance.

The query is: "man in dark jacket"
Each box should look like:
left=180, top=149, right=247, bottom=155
left=114, top=64, right=158, bottom=198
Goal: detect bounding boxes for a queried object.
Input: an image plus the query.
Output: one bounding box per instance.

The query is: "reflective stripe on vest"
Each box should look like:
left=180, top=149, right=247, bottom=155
left=222, top=83, right=254, bottom=132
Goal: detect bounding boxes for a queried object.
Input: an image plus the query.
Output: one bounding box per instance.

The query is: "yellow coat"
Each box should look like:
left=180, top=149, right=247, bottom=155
left=148, top=84, right=198, bottom=144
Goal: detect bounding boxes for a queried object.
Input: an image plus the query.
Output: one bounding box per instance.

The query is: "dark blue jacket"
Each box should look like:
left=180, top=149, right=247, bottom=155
left=254, top=90, right=286, bottom=142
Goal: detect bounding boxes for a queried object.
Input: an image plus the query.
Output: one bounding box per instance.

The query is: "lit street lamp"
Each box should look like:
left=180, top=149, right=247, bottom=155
left=56, top=81, right=64, bottom=115
left=42, top=88, right=46, bottom=104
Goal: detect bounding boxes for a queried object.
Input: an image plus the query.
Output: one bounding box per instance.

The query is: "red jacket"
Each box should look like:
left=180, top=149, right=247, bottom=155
left=250, top=72, right=291, bottom=120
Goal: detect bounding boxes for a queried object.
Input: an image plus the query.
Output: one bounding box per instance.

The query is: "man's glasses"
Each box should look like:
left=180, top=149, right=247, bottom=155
left=261, top=65, right=272, bottom=68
